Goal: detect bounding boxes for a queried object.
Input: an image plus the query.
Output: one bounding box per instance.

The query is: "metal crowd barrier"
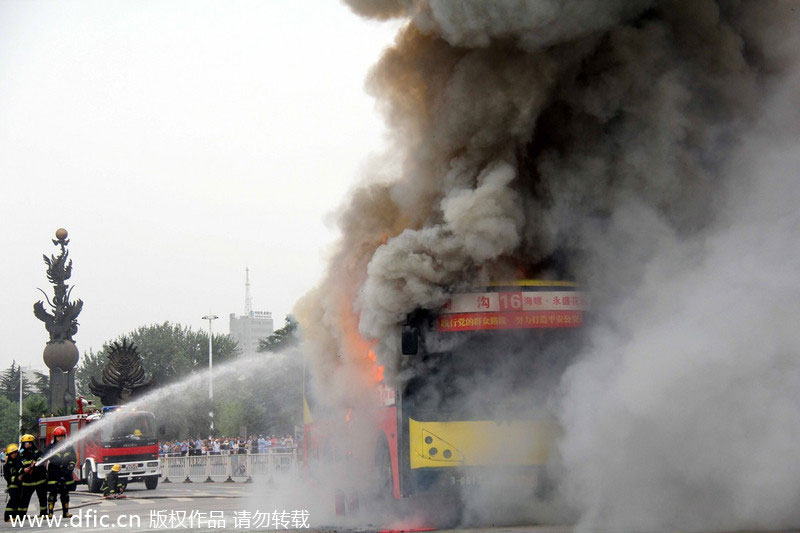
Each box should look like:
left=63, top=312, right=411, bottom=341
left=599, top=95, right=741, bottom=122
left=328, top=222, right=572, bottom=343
left=160, top=452, right=298, bottom=483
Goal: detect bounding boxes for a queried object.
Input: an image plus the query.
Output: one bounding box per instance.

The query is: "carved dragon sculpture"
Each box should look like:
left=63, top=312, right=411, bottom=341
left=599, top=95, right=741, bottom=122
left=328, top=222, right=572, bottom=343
left=33, top=235, right=83, bottom=343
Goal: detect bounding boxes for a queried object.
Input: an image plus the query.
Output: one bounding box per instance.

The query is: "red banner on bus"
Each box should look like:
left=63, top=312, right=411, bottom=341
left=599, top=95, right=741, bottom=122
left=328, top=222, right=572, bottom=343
left=437, top=310, right=583, bottom=332
left=441, top=291, right=588, bottom=314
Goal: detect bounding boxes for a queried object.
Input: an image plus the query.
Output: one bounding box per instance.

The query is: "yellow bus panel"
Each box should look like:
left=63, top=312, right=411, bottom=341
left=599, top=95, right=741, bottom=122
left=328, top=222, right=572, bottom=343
left=409, top=418, right=557, bottom=469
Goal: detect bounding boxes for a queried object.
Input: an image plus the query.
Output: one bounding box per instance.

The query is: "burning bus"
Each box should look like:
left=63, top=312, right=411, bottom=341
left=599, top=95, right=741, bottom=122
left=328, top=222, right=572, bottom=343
left=305, top=280, right=588, bottom=508
left=38, top=399, right=160, bottom=492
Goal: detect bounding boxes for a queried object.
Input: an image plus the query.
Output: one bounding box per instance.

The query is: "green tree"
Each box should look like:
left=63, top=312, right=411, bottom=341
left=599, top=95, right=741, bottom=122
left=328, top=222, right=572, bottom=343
left=155, top=394, right=215, bottom=441
left=217, top=398, right=247, bottom=437
left=240, top=316, right=303, bottom=436
left=0, top=362, right=33, bottom=402
left=73, top=322, right=240, bottom=440
left=76, top=321, right=240, bottom=397
left=151, top=348, right=302, bottom=440
left=75, top=349, right=104, bottom=404
left=258, top=315, right=298, bottom=353
left=0, top=396, right=17, bottom=445
left=22, top=395, right=49, bottom=433
left=71, top=320, right=307, bottom=441
left=32, top=371, right=49, bottom=398
left=0, top=394, right=50, bottom=446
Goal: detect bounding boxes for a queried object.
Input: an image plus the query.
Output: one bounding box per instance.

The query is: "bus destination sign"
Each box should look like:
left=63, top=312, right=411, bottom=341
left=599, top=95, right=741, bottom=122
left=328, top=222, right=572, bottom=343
left=437, top=291, right=588, bottom=332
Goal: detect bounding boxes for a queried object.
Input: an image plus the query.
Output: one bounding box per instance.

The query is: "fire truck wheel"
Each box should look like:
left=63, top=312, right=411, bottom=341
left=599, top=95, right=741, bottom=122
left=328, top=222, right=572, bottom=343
left=85, top=464, right=101, bottom=493
left=145, top=476, right=158, bottom=490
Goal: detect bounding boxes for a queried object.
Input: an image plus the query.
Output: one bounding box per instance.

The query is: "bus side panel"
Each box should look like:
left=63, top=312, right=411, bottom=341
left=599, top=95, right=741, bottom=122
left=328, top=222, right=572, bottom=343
left=398, top=392, right=413, bottom=497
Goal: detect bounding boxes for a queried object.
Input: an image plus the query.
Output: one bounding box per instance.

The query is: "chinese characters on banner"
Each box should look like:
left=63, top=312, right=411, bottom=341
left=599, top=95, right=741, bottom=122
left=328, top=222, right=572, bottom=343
left=437, top=291, right=587, bottom=332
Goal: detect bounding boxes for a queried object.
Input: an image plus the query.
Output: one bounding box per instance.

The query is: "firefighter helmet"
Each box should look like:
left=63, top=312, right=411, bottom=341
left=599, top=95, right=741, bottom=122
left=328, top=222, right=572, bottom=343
left=20, top=434, right=35, bottom=443
left=133, top=429, right=142, bottom=437
left=53, top=426, right=67, bottom=437
left=5, top=443, right=18, bottom=454
left=111, top=464, right=121, bottom=472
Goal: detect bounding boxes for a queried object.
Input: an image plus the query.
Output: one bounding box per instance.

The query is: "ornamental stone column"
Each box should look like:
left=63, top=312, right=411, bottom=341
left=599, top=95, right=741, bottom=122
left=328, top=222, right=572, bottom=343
left=33, top=228, right=83, bottom=412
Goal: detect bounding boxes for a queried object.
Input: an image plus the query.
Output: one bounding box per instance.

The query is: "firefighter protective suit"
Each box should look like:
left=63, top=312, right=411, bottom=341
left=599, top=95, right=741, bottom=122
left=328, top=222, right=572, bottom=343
left=3, top=444, right=22, bottom=521
left=19, top=437, right=48, bottom=517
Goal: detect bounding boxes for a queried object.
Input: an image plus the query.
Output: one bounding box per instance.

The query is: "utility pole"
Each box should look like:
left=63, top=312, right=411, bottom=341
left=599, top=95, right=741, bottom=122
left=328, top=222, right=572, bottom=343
left=202, top=314, right=218, bottom=432
left=245, top=267, right=252, bottom=317
left=18, top=363, right=23, bottom=445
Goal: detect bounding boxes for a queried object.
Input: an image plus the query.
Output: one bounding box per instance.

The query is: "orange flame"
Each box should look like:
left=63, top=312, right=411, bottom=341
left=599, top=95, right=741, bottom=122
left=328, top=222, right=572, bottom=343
left=368, top=350, right=385, bottom=382
left=339, top=305, right=385, bottom=385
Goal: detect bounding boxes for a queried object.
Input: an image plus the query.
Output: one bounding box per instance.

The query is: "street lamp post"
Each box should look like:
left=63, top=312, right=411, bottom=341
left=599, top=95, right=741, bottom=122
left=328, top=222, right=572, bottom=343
left=18, top=364, right=23, bottom=445
left=202, top=314, right=218, bottom=433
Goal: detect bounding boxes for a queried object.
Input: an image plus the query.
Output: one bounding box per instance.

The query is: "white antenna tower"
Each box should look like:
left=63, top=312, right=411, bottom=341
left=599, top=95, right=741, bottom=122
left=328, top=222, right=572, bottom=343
left=245, top=267, right=253, bottom=316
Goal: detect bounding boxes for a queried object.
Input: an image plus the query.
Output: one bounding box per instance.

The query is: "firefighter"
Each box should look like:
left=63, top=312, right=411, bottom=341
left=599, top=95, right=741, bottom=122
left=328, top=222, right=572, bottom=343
left=3, top=443, right=22, bottom=521
left=45, top=426, right=75, bottom=518
left=101, top=464, right=125, bottom=498
left=19, top=434, right=47, bottom=517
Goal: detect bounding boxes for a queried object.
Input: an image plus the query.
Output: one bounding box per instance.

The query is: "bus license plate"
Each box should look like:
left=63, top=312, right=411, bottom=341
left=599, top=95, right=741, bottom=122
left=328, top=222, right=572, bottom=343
left=450, top=475, right=482, bottom=486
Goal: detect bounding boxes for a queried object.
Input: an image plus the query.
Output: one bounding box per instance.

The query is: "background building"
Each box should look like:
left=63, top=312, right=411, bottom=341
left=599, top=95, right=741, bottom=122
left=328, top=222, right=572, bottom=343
left=229, top=268, right=274, bottom=356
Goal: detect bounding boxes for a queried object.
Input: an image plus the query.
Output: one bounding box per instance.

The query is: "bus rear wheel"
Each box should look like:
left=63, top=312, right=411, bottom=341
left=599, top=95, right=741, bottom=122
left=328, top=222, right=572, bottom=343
left=372, top=437, right=393, bottom=500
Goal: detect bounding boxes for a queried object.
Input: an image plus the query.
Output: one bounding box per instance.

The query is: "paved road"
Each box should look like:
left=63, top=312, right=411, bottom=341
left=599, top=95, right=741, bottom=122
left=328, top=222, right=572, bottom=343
left=0, top=480, right=577, bottom=532
left=4, top=480, right=798, bottom=533
left=4, top=483, right=791, bottom=533
left=1, top=481, right=282, bottom=531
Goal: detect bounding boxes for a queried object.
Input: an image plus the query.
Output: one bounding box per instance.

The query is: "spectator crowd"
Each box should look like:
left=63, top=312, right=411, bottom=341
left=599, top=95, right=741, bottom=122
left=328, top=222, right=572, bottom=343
left=159, top=435, right=296, bottom=456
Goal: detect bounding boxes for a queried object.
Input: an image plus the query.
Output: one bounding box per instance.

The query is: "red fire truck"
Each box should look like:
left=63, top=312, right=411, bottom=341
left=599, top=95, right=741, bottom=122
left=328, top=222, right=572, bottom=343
left=38, top=398, right=160, bottom=492
left=305, top=280, right=588, bottom=509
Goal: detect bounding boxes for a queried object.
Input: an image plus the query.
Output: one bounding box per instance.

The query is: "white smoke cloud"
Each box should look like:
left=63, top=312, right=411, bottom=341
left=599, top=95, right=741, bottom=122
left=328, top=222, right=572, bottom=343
left=559, top=74, right=800, bottom=530
left=442, top=161, right=524, bottom=261
left=299, top=1, right=800, bottom=528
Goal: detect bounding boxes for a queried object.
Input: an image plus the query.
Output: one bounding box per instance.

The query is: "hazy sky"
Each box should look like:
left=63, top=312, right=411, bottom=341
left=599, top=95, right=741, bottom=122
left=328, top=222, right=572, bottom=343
left=0, top=0, right=399, bottom=371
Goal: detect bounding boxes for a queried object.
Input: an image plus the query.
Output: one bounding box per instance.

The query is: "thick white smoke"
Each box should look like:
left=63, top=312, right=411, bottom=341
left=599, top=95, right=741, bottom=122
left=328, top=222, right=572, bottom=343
left=559, top=78, right=800, bottom=530
left=298, top=1, right=800, bottom=528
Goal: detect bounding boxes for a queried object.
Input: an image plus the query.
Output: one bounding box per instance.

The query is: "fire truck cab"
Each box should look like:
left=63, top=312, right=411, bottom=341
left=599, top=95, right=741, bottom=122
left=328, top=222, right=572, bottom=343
left=38, top=400, right=160, bottom=493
